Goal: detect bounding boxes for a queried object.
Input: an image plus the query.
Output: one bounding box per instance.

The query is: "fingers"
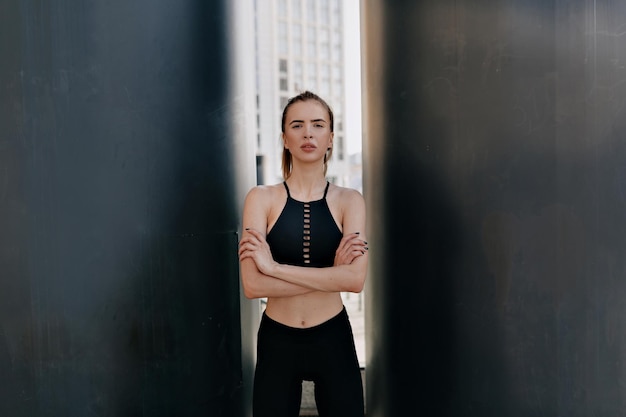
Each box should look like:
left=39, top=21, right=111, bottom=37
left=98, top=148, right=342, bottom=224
left=238, top=236, right=262, bottom=260
left=334, top=232, right=369, bottom=266
left=239, top=249, right=252, bottom=262
left=238, top=241, right=255, bottom=256
left=339, top=233, right=367, bottom=252
left=239, top=229, right=264, bottom=250
left=334, top=249, right=366, bottom=266
left=239, top=235, right=262, bottom=261
left=244, top=228, right=264, bottom=240
left=239, top=228, right=270, bottom=263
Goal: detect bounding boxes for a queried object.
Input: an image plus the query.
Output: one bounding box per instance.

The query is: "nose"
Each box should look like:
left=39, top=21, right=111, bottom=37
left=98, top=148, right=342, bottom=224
left=303, top=125, right=313, bottom=138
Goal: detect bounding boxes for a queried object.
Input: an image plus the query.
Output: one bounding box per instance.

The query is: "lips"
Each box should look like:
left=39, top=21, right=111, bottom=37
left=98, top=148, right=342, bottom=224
left=301, top=144, right=317, bottom=151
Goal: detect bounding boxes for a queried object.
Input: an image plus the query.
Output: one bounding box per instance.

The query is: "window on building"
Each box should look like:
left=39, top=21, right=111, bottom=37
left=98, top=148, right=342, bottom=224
left=293, top=41, right=302, bottom=56
left=320, top=64, right=330, bottom=96
left=336, top=134, right=344, bottom=160
left=334, top=106, right=343, bottom=131
left=331, top=0, right=341, bottom=25
left=307, top=26, right=316, bottom=58
left=307, top=62, right=317, bottom=90
left=279, top=39, right=288, bottom=55
left=279, top=59, right=288, bottom=73
left=333, top=80, right=343, bottom=97
left=292, top=0, right=302, bottom=19
left=332, top=29, right=342, bottom=61
left=306, top=0, right=316, bottom=20
left=319, top=27, right=329, bottom=43
left=307, top=41, right=316, bottom=58
left=320, top=42, right=330, bottom=60
left=294, top=60, right=303, bottom=90
left=332, top=65, right=342, bottom=95
left=278, top=0, right=288, bottom=17
left=320, top=28, right=330, bottom=60
left=278, top=22, right=288, bottom=55
left=280, top=77, right=288, bottom=91
left=307, top=26, right=315, bottom=41
left=320, top=80, right=330, bottom=96
left=319, top=0, right=330, bottom=21
left=292, top=23, right=302, bottom=56
left=332, top=64, right=341, bottom=81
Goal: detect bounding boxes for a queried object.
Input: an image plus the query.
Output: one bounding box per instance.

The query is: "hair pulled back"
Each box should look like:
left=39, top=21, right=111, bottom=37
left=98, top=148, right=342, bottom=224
left=281, top=91, right=334, bottom=180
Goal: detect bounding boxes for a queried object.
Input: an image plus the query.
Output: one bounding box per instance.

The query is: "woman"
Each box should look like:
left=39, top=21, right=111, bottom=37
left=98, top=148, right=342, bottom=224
left=238, top=91, right=368, bottom=417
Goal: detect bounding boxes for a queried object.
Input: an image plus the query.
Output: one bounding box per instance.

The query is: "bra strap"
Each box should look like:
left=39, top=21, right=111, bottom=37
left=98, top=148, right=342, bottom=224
left=282, top=181, right=291, bottom=198
left=322, top=181, right=330, bottom=199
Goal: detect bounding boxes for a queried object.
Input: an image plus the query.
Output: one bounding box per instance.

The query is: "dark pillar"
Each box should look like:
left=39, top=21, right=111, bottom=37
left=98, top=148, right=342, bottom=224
left=362, top=1, right=626, bottom=416
left=0, top=1, right=256, bottom=416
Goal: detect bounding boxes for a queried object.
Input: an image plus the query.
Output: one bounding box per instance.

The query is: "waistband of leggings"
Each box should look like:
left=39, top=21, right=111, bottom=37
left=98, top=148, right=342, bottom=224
left=261, top=306, right=349, bottom=336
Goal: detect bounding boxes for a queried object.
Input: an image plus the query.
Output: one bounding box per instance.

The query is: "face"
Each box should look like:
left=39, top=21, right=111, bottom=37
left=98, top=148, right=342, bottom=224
left=282, top=100, right=334, bottom=163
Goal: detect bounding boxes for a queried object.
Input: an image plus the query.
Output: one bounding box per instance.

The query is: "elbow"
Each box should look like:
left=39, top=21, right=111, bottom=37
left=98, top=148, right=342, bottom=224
left=344, top=272, right=366, bottom=294
left=340, top=257, right=367, bottom=293
left=240, top=261, right=264, bottom=299
left=243, top=287, right=256, bottom=300
left=349, top=280, right=365, bottom=294
left=243, top=288, right=261, bottom=300
left=241, top=272, right=262, bottom=299
left=242, top=279, right=261, bottom=299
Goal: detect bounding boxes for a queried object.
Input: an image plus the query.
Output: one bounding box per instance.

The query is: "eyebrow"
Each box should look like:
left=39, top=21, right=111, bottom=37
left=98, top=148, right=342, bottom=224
left=289, top=118, right=327, bottom=124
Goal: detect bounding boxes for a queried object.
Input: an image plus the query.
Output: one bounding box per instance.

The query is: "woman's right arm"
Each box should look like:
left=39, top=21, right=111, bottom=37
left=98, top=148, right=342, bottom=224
left=239, top=186, right=314, bottom=299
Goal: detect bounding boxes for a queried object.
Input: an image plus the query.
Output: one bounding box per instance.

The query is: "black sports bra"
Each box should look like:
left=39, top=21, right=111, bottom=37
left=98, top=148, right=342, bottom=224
left=266, top=181, right=342, bottom=267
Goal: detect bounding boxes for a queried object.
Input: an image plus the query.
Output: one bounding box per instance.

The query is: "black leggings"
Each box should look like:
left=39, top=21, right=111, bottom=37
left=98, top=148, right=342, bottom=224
left=253, top=307, right=364, bottom=417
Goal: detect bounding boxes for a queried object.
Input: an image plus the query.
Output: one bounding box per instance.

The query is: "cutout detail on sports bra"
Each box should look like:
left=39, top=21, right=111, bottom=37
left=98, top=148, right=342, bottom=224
left=303, top=203, right=311, bottom=264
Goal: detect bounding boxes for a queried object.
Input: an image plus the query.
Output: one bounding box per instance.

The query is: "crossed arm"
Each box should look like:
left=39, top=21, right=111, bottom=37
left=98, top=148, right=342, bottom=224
left=238, top=186, right=368, bottom=299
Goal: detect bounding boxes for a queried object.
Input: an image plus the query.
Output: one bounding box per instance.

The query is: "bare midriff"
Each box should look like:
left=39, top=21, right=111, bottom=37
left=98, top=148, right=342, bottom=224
left=265, top=291, right=344, bottom=328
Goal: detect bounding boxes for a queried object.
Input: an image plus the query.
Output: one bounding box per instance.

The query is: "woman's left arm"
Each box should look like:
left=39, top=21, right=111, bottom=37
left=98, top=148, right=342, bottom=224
left=240, top=189, right=368, bottom=293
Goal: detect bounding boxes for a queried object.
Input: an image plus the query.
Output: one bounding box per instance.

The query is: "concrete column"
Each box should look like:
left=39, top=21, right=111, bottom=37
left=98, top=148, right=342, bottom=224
left=0, top=1, right=256, bottom=415
left=362, top=1, right=626, bottom=415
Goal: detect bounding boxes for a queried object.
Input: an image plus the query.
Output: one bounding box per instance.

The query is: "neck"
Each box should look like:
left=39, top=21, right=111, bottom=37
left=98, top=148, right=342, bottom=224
left=286, top=165, right=327, bottom=201
left=289, top=160, right=326, bottom=183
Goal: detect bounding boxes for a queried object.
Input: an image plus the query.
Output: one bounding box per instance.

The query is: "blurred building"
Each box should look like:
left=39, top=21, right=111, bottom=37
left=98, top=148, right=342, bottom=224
left=253, top=0, right=361, bottom=187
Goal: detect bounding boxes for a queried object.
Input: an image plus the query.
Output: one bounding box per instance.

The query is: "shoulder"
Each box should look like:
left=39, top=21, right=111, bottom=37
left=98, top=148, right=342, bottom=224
left=328, top=184, right=365, bottom=211
left=245, top=183, right=285, bottom=202
left=242, top=184, right=287, bottom=232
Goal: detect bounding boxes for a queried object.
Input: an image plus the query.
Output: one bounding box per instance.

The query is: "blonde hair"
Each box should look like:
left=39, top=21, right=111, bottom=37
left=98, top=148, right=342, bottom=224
left=281, top=91, right=334, bottom=180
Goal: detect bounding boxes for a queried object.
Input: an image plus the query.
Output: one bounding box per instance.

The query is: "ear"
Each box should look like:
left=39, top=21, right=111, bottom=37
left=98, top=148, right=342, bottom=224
left=282, top=133, right=288, bottom=149
left=329, top=132, right=334, bottom=148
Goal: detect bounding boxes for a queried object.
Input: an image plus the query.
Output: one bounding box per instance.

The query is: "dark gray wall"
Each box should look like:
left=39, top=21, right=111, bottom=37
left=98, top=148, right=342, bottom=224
left=363, top=1, right=626, bottom=416
left=0, top=1, right=255, bottom=416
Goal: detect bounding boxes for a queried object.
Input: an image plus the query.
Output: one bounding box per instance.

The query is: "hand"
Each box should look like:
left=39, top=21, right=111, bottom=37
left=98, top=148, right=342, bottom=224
left=239, top=228, right=277, bottom=276
left=334, top=232, right=368, bottom=266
